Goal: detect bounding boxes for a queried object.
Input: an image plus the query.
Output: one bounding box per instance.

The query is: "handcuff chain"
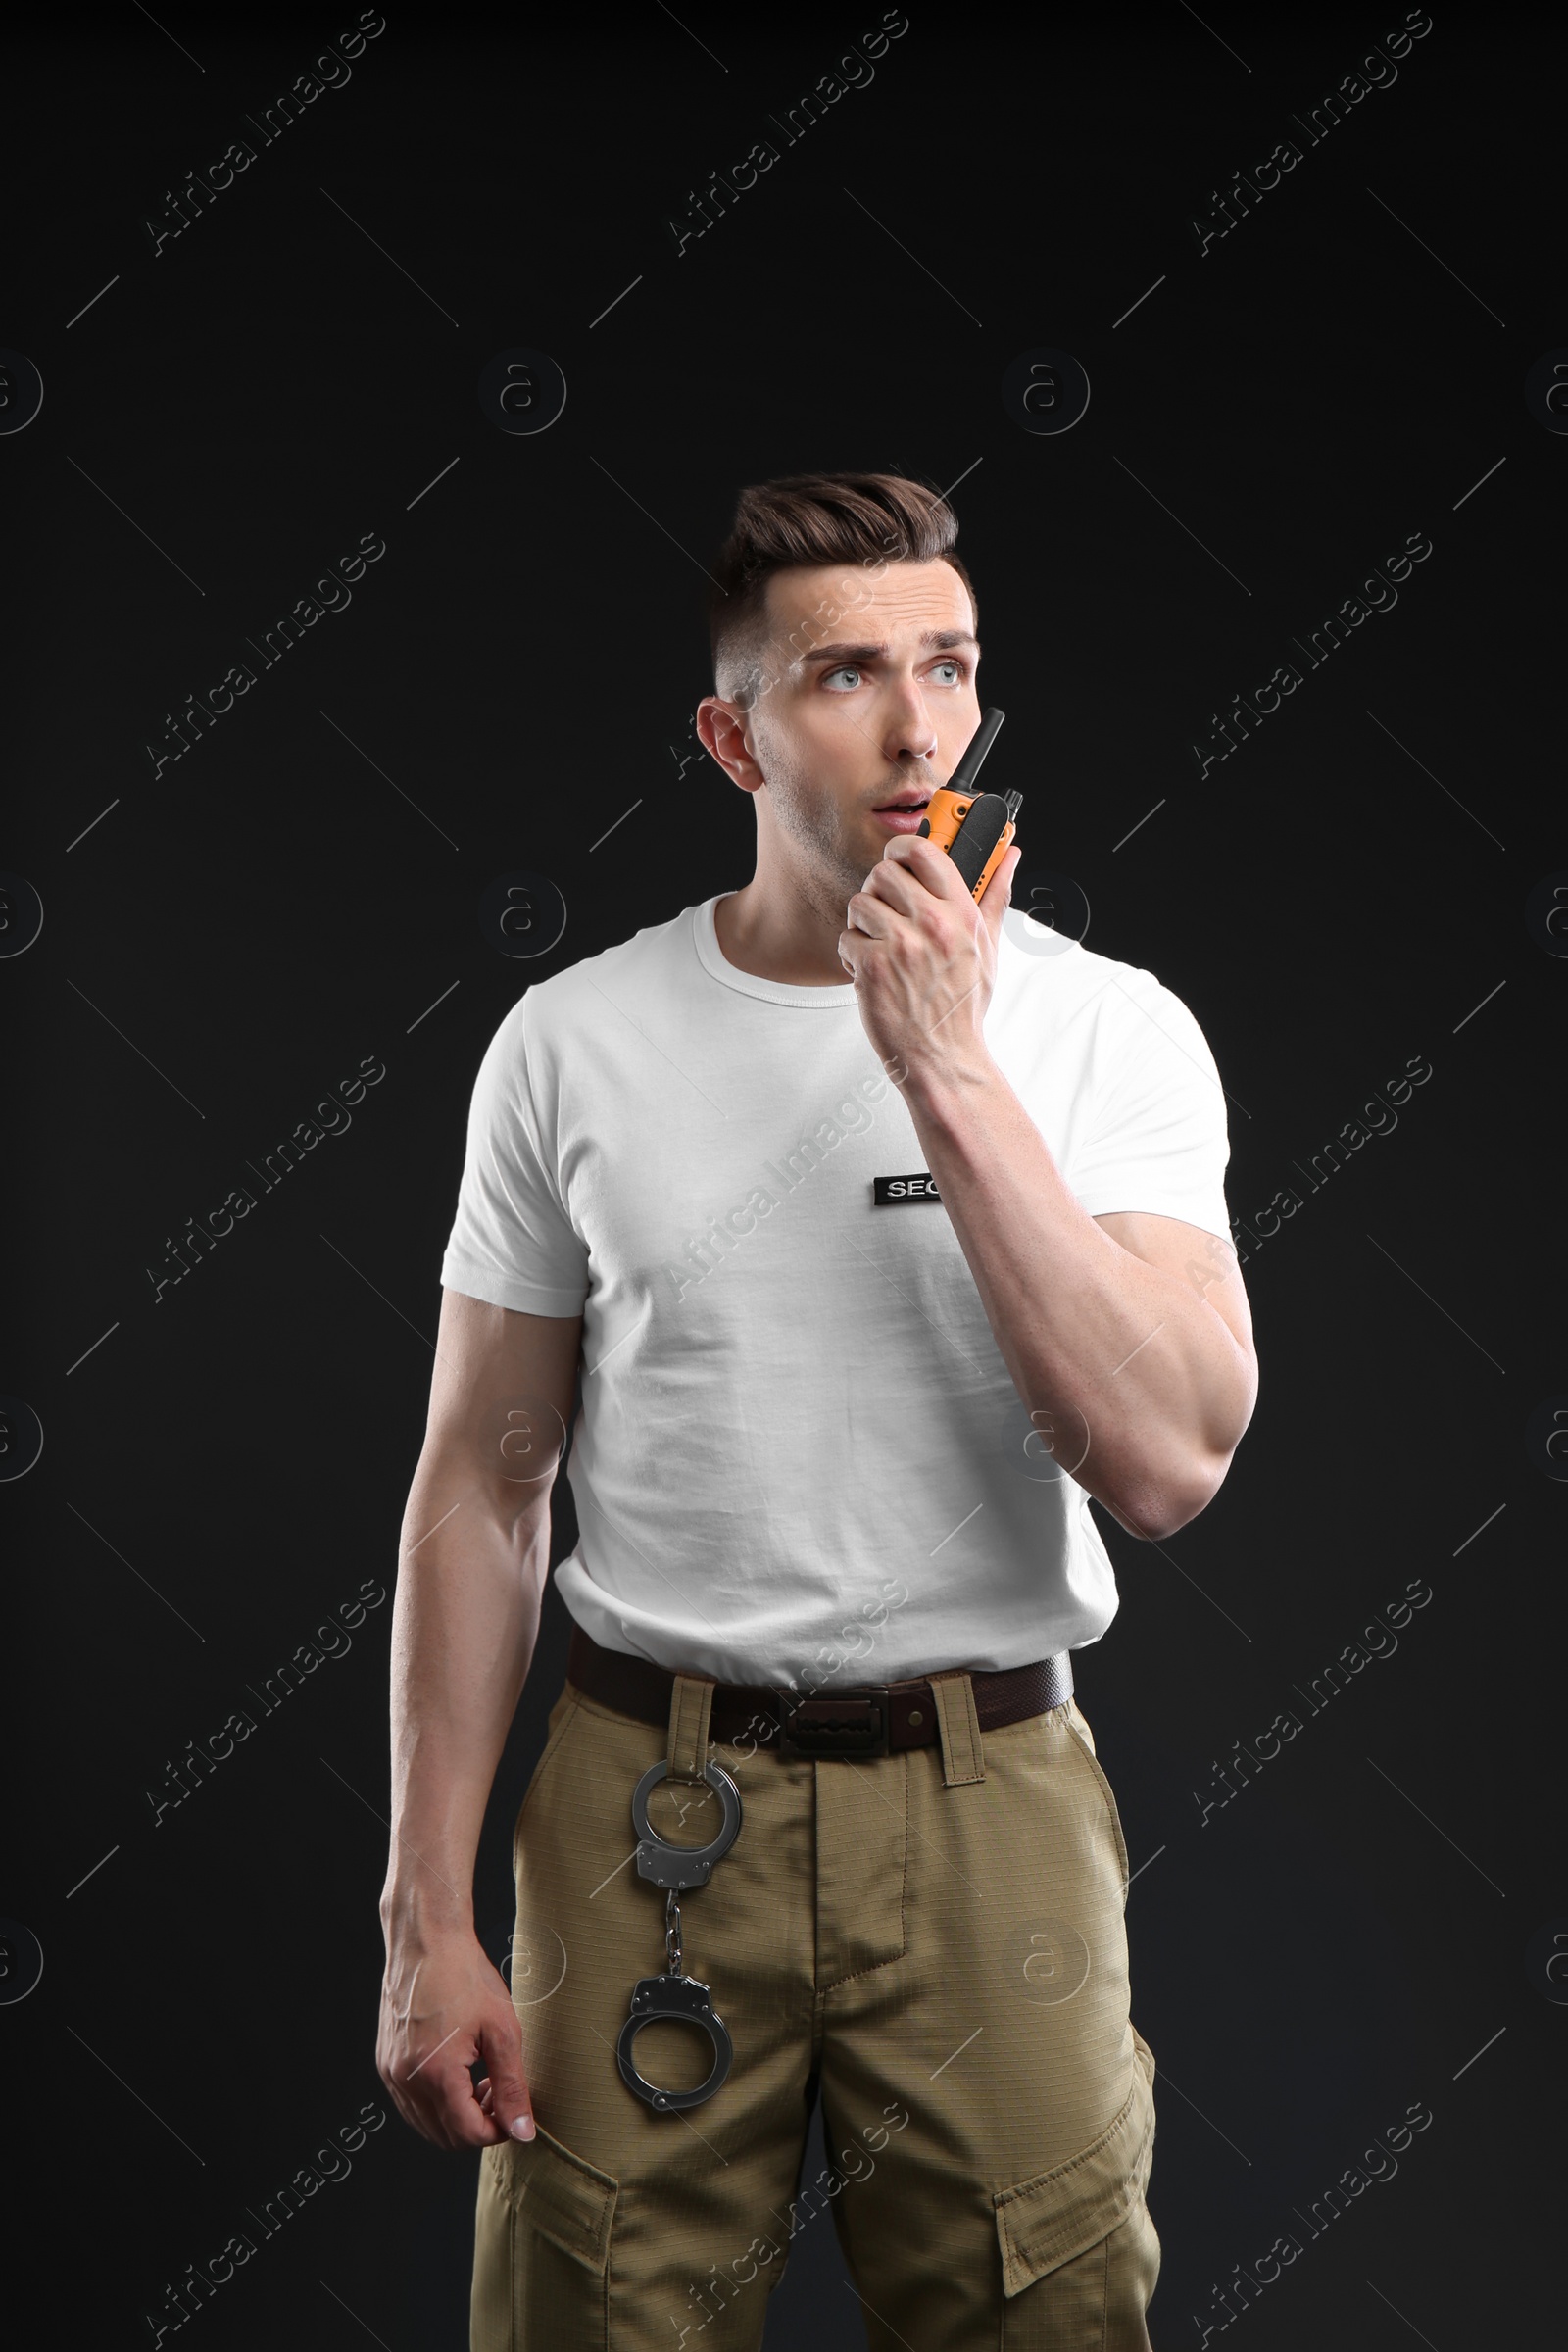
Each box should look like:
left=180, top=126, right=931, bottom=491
left=618, top=1760, right=742, bottom=2113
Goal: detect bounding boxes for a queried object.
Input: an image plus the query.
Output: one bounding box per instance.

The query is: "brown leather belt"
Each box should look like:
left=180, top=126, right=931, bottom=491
left=565, top=1622, right=1074, bottom=1761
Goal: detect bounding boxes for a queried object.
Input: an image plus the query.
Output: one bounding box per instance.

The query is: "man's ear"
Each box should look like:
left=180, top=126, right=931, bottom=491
left=697, top=696, right=762, bottom=793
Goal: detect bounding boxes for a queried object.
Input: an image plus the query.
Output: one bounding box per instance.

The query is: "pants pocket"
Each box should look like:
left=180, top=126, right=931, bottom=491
left=513, top=1686, right=582, bottom=1844
left=471, top=2124, right=619, bottom=2352
left=994, top=2031, right=1159, bottom=2348
left=999, top=2195, right=1161, bottom=2350
left=1062, top=1701, right=1132, bottom=1896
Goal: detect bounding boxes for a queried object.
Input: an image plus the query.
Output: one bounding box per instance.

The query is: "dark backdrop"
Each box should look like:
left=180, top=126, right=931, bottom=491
left=3, top=4, right=1562, bottom=2347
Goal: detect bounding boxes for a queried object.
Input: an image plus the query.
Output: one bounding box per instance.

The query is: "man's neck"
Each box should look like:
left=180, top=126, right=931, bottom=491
left=712, top=874, right=855, bottom=988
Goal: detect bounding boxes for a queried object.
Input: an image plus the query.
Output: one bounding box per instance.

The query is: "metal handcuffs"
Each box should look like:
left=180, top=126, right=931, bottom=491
left=615, top=1757, right=743, bottom=2113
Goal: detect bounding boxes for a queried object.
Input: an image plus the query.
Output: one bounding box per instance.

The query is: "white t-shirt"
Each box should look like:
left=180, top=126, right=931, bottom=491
left=440, top=895, right=1232, bottom=1686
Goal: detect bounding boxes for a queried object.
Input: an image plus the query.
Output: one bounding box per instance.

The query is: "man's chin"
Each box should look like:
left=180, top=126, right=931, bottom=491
left=796, top=858, right=867, bottom=929
left=854, top=821, right=906, bottom=884
left=837, top=842, right=884, bottom=900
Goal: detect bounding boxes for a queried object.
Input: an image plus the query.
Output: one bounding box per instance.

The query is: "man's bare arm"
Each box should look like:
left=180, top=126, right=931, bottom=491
left=376, top=1290, right=582, bottom=2151
left=839, top=837, right=1256, bottom=1539
left=903, top=1065, right=1257, bottom=1539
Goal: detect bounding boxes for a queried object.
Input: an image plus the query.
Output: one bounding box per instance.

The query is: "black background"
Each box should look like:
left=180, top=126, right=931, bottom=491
left=3, top=2, right=1563, bottom=2346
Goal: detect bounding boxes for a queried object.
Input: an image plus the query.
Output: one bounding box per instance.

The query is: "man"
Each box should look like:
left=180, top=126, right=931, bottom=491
left=376, top=471, right=1257, bottom=2349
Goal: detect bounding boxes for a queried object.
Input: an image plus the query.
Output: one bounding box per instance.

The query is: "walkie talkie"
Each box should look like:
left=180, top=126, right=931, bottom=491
left=916, top=707, right=1019, bottom=901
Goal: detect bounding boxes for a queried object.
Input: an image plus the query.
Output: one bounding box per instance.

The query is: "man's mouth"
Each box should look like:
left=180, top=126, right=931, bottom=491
left=872, top=792, right=931, bottom=831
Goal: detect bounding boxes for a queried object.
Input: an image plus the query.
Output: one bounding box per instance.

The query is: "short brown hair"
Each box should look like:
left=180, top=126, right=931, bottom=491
left=708, top=470, right=977, bottom=710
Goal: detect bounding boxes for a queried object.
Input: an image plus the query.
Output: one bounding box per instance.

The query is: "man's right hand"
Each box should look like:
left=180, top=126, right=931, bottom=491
left=376, top=1926, right=536, bottom=2151
left=377, top=1296, right=583, bottom=2153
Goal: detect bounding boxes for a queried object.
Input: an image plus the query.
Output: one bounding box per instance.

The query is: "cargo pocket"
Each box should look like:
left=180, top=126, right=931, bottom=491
left=472, top=2124, right=618, bottom=2352
left=993, top=2030, right=1159, bottom=2347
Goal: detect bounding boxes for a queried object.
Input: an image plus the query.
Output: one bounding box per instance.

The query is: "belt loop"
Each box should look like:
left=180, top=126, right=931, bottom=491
left=666, top=1673, right=716, bottom=1784
left=930, top=1672, right=986, bottom=1786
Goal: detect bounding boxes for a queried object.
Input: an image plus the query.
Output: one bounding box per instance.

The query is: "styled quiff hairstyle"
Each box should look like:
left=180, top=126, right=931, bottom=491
left=708, top=470, right=977, bottom=712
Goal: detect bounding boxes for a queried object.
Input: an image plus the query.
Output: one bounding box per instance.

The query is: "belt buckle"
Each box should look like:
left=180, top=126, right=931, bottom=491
left=775, top=1689, right=892, bottom=1760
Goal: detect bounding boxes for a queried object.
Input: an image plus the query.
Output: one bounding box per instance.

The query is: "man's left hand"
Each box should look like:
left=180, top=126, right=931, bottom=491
left=838, top=837, right=1021, bottom=1089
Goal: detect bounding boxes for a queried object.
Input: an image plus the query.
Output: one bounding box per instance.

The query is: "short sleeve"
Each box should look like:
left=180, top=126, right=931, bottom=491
left=1067, top=967, right=1232, bottom=1239
left=439, top=992, right=590, bottom=1316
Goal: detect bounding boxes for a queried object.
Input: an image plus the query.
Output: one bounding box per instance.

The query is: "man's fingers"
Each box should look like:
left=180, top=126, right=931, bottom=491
left=881, top=832, right=970, bottom=900
left=852, top=843, right=958, bottom=935
left=421, top=2056, right=509, bottom=2149
left=474, top=2010, right=535, bottom=2143
left=397, top=2051, right=511, bottom=2150
left=845, top=890, right=896, bottom=941
left=377, top=1935, right=539, bottom=2154
left=382, top=2022, right=509, bottom=2151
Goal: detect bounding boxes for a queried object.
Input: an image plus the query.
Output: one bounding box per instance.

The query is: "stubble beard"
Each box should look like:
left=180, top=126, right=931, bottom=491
left=759, top=748, right=869, bottom=927
left=759, top=737, right=941, bottom=930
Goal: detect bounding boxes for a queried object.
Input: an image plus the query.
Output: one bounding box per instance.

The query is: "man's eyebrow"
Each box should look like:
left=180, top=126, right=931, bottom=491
left=801, top=629, right=981, bottom=663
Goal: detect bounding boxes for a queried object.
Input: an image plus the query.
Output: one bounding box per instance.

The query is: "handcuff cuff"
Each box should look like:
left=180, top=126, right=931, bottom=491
left=615, top=1757, right=743, bottom=2113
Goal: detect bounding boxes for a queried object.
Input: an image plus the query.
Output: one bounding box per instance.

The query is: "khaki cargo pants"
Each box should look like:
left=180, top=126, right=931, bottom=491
left=471, top=1667, right=1159, bottom=2350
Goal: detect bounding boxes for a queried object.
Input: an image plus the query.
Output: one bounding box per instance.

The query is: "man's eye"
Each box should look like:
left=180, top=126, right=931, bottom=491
left=931, top=660, right=962, bottom=685
left=822, top=665, right=862, bottom=691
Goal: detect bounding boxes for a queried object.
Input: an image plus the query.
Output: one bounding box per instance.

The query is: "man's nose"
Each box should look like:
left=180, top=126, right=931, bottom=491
left=883, top=677, right=938, bottom=762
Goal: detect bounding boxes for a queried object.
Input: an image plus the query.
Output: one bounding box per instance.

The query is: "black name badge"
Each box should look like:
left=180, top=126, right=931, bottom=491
left=872, top=1173, right=942, bottom=1204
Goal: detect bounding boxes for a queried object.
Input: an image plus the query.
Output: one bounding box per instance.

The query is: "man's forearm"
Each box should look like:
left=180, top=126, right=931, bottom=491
left=904, top=1059, right=1254, bottom=1535
left=381, top=1480, right=549, bottom=1936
